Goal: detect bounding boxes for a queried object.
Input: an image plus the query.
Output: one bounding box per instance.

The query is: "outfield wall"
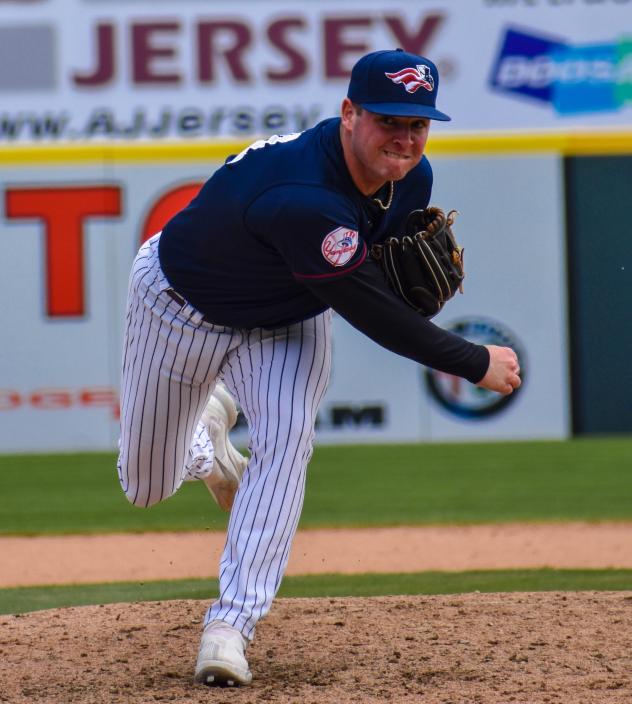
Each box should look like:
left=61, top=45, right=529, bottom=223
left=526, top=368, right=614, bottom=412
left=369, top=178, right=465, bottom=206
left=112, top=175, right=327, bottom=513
left=5, top=133, right=631, bottom=452
left=2, top=0, right=632, bottom=451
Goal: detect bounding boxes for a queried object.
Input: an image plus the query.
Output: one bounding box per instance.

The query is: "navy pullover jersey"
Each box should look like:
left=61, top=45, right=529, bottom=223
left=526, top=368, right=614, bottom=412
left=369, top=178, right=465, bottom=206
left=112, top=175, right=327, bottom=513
left=159, top=117, right=432, bottom=329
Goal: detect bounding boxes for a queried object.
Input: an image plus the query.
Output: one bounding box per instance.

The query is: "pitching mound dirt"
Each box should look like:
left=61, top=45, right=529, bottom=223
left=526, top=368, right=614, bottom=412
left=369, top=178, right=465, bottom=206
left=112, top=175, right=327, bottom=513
left=1, top=592, right=631, bottom=703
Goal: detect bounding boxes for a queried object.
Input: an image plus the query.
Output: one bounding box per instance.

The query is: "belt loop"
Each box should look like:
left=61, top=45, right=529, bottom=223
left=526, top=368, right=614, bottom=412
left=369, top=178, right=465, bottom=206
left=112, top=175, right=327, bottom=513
left=187, top=307, right=205, bottom=325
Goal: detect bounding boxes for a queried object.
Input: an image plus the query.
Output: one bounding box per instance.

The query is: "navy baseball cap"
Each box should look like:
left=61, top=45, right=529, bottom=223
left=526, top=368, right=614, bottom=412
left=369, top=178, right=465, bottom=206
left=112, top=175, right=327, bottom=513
left=347, top=49, right=451, bottom=121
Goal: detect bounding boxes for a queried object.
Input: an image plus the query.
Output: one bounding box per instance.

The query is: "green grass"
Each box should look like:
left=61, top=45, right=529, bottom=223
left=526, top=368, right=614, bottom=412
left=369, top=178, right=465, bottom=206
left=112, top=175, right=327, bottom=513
left=1, top=569, right=630, bottom=615
left=1, top=437, right=631, bottom=535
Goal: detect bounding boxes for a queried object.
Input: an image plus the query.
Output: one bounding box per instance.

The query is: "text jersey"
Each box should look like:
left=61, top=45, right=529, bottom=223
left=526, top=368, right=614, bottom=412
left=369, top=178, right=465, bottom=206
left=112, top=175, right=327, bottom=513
left=159, top=117, right=432, bottom=329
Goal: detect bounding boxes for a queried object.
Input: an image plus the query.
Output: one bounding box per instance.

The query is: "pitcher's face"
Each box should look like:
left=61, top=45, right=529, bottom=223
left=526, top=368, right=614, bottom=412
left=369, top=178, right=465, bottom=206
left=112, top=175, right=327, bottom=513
left=340, top=98, right=430, bottom=194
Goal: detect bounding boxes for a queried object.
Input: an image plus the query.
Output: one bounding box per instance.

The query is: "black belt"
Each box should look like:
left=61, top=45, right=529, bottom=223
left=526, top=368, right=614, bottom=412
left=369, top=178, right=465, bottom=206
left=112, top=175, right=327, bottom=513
left=165, top=288, right=216, bottom=324
left=165, top=288, right=187, bottom=306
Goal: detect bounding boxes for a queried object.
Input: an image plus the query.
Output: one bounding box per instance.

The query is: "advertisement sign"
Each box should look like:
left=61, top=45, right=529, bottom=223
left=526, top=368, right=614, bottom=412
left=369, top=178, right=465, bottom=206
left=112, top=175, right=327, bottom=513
left=0, top=147, right=569, bottom=452
left=423, top=154, right=569, bottom=441
left=0, top=0, right=631, bottom=143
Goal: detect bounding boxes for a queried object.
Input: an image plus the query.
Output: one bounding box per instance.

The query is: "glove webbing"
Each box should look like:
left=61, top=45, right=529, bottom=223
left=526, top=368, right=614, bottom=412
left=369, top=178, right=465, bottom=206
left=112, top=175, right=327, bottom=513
left=412, top=235, right=454, bottom=302
left=382, top=241, right=416, bottom=309
left=382, top=233, right=459, bottom=309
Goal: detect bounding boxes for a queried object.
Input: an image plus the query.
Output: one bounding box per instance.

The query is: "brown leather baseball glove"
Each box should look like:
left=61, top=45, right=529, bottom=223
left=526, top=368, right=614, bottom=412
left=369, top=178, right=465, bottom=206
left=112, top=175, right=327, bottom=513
left=371, top=207, right=465, bottom=317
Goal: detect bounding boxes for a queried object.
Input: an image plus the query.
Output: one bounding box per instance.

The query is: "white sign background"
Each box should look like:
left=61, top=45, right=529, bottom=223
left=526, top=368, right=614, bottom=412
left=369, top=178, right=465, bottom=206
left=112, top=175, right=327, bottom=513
left=0, top=0, right=631, bottom=141
left=0, top=150, right=569, bottom=452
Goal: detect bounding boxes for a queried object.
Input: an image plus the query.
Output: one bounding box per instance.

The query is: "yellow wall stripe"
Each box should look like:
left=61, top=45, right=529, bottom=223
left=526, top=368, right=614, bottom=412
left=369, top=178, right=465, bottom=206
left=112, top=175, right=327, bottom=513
left=426, top=130, right=632, bottom=157
left=2, top=130, right=632, bottom=165
left=0, top=141, right=250, bottom=165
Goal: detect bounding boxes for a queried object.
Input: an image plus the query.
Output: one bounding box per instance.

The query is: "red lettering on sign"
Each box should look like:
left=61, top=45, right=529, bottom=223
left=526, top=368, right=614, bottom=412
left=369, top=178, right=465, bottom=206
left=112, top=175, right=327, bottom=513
left=383, top=14, right=444, bottom=56
left=73, top=23, right=116, bottom=86
left=198, top=21, right=252, bottom=83
left=323, top=17, right=372, bottom=78
left=31, top=390, right=73, bottom=410
left=5, top=186, right=122, bottom=317
left=0, top=390, right=21, bottom=410
left=132, top=22, right=182, bottom=84
left=70, top=14, right=446, bottom=87
left=80, top=388, right=120, bottom=419
left=140, top=182, right=202, bottom=245
left=0, top=388, right=120, bottom=419
left=266, top=18, right=308, bottom=81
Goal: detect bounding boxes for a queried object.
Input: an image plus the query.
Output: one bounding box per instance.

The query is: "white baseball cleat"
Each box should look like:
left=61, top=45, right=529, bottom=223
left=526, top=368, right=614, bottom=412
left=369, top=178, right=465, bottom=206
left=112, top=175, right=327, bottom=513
left=194, top=620, right=252, bottom=686
left=200, top=384, right=248, bottom=512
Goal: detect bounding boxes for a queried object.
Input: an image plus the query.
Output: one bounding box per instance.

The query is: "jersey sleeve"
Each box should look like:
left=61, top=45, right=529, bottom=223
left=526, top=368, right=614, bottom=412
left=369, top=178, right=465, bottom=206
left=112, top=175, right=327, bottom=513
left=244, top=184, right=368, bottom=279
left=303, top=255, right=490, bottom=383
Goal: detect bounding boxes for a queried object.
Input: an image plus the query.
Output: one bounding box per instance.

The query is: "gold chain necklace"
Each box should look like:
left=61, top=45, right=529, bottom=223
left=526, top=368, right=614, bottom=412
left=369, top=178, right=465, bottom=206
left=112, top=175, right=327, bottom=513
left=372, top=181, right=394, bottom=211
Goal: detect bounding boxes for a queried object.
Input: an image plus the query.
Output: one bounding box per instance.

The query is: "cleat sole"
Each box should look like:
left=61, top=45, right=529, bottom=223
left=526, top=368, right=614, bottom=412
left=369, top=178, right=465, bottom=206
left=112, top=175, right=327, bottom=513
left=195, top=662, right=252, bottom=687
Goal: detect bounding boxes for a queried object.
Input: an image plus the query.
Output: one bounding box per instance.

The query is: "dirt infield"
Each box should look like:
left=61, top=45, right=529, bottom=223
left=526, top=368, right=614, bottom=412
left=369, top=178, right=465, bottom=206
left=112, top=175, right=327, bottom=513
left=3, top=523, right=632, bottom=702
left=1, top=592, right=631, bottom=703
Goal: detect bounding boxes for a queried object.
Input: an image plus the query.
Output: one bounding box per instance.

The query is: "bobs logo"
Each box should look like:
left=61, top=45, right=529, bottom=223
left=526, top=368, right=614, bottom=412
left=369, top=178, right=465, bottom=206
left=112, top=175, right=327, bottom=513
left=489, top=28, right=567, bottom=104
left=489, top=27, right=631, bottom=115
left=321, top=226, right=358, bottom=267
left=425, top=317, right=525, bottom=420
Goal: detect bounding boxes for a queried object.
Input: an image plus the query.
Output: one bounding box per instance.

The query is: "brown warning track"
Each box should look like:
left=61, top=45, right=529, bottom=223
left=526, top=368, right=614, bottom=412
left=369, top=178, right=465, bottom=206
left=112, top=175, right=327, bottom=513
left=2, top=521, right=632, bottom=588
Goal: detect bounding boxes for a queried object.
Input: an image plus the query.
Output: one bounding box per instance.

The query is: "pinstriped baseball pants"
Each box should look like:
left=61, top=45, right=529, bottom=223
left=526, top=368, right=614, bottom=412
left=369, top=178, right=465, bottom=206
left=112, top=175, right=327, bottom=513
left=117, top=234, right=332, bottom=639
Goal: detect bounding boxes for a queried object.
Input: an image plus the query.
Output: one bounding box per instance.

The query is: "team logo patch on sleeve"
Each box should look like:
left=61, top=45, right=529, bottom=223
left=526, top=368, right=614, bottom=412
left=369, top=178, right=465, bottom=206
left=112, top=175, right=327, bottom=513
left=321, top=227, right=359, bottom=267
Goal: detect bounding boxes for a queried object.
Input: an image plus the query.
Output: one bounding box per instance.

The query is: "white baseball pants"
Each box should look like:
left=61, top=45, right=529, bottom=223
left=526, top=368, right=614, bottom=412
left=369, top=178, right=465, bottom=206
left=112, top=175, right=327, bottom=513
left=117, top=234, right=332, bottom=639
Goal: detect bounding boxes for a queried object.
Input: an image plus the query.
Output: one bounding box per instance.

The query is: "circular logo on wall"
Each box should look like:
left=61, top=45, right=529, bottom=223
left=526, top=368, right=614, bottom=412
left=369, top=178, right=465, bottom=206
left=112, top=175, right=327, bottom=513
left=425, top=317, right=526, bottom=419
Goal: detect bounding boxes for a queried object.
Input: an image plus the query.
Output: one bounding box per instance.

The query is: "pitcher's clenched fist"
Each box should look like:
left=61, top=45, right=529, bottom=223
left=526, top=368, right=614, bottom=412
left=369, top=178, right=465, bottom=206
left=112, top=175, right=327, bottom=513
left=478, top=345, right=522, bottom=395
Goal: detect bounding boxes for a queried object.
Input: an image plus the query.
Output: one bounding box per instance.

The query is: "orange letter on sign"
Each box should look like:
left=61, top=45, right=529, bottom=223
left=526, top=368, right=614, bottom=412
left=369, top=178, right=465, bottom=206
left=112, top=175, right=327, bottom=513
left=140, top=182, right=201, bottom=245
left=5, top=186, right=122, bottom=317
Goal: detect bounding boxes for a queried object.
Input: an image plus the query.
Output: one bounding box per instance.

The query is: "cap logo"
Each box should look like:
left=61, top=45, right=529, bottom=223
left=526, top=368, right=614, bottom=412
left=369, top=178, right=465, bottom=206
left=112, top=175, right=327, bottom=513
left=384, top=64, right=434, bottom=94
